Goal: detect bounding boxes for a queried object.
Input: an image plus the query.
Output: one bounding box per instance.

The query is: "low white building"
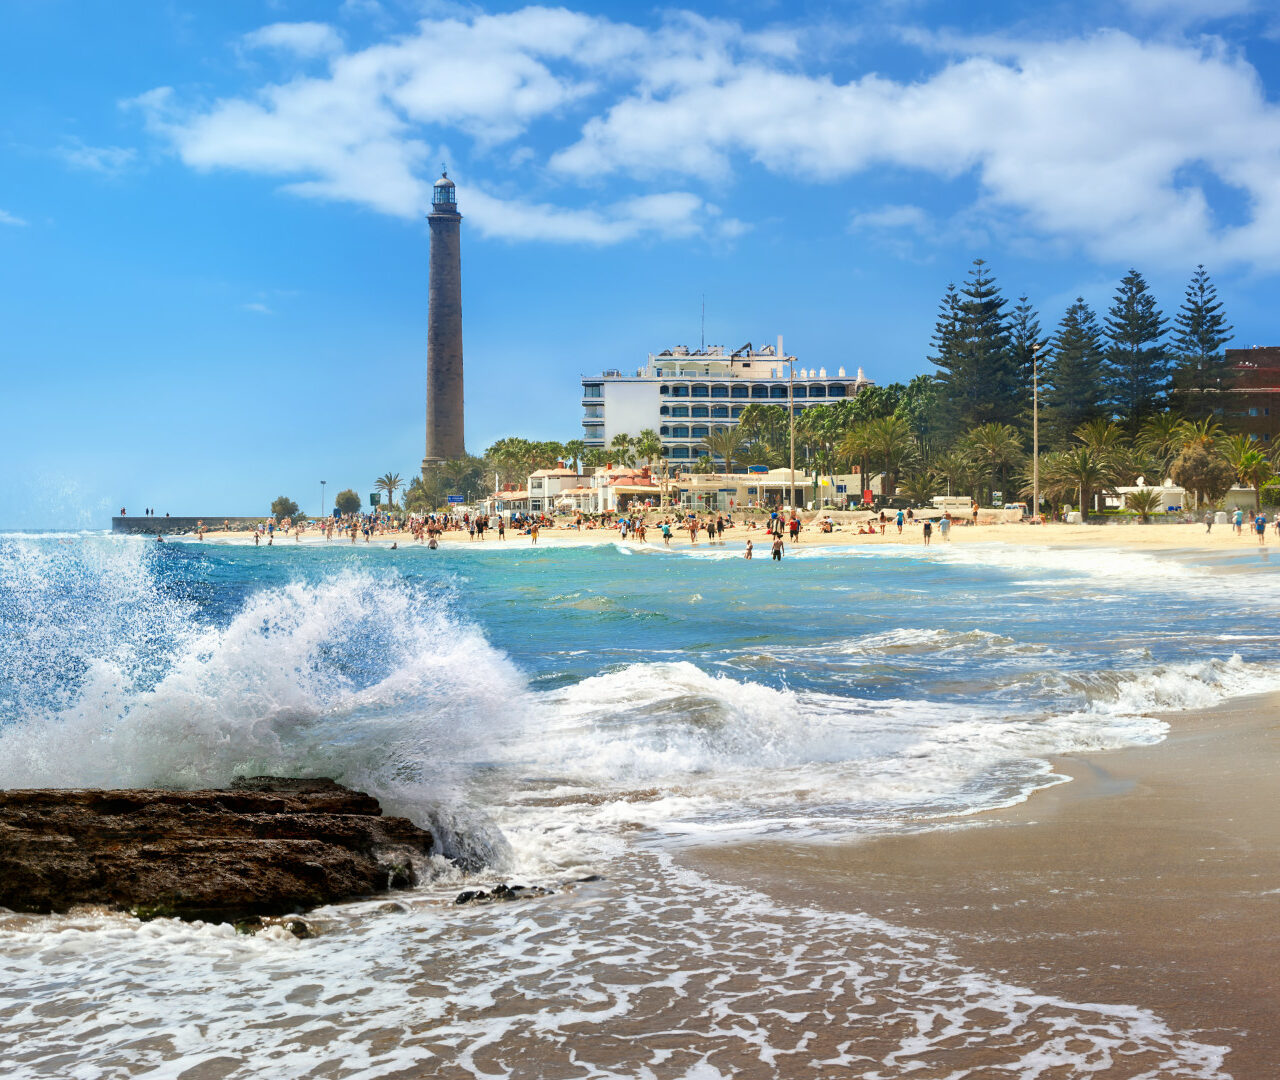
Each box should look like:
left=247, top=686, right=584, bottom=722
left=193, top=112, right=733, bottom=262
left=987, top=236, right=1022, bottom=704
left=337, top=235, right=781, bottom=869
left=581, top=339, right=873, bottom=466
left=528, top=467, right=581, bottom=513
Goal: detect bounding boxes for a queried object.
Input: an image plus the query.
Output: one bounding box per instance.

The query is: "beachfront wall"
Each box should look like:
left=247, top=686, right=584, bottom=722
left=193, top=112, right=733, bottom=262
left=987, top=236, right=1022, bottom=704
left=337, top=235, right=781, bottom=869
left=112, top=517, right=263, bottom=535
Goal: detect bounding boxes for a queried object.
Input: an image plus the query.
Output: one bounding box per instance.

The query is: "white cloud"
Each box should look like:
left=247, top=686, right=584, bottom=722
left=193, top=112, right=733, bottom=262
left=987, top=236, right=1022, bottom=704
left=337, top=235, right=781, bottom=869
left=850, top=204, right=930, bottom=232
left=0, top=209, right=28, bottom=227
left=57, top=138, right=137, bottom=175
left=552, top=30, right=1280, bottom=269
left=242, top=22, right=344, bottom=58
left=129, top=8, right=1280, bottom=266
left=242, top=301, right=273, bottom=314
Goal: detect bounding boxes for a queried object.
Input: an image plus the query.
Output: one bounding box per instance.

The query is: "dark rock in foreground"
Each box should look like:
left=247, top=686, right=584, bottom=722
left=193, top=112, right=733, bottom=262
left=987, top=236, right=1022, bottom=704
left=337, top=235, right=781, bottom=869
left=0, top=776, right=433, bottom=923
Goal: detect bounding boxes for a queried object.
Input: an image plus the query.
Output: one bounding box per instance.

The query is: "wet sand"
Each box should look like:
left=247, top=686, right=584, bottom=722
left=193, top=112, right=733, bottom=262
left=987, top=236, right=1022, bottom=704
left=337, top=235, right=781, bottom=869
left=685, top=693, right=1280, bottom=1078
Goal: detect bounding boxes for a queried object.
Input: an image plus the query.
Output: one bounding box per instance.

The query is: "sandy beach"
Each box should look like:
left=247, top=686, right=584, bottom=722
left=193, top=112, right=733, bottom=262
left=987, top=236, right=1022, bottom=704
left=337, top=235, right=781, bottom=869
left=193, top=517, right=1280, bottom=554
left=686, top=692, right=1280, bottom=1078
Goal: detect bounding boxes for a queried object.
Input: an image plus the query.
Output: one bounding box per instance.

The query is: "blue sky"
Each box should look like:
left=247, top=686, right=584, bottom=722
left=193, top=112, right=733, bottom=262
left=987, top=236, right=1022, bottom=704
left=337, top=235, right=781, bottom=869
left=5, top=0, right=1280, bottom=527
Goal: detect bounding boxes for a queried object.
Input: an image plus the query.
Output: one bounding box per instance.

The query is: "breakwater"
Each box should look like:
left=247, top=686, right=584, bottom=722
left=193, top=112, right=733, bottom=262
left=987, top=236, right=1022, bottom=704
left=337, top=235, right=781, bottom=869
left=111, top=516, right=263, bottom=535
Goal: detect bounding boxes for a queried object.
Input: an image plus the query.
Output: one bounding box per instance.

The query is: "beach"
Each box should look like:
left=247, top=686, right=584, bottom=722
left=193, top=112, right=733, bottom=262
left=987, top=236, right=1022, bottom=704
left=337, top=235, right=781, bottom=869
left=687, top=691, right=1280, bottom=1078
left=194, top=517, right=1280, bottom=554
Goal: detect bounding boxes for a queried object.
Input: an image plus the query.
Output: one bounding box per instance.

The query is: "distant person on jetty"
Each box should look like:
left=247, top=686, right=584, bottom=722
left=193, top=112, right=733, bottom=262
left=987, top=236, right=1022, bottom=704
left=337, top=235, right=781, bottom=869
left=771, top=535, right=784, bottom=561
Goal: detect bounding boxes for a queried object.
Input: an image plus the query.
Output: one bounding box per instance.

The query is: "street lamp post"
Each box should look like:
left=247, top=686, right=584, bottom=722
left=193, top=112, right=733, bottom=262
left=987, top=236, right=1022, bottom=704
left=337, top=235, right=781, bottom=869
left=1031, top=345, right=1040, bottom=523
left=321, top=480, right=327, bottom=519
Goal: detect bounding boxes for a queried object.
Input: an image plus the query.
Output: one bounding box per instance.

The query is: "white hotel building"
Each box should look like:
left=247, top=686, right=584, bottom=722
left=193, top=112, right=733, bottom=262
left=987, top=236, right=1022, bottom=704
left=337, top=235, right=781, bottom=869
left=580, top=340, right=872, bottom=463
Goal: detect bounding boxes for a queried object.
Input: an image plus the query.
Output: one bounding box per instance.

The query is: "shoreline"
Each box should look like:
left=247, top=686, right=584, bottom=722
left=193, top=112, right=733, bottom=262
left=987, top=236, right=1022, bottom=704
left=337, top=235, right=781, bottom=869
left=682, top=691, right=1280, bottom=1077
left=168, top=519, right=1277, bottom=555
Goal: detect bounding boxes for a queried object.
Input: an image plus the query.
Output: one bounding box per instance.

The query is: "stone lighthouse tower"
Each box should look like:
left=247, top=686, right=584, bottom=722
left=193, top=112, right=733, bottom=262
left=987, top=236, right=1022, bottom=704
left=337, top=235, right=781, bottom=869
left=423, top=169, right=464, bottom=470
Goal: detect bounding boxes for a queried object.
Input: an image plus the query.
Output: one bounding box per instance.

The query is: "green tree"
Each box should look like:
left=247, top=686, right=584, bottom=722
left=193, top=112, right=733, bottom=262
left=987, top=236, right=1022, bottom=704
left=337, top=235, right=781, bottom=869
left=899, top=471, right=938, bottom=507
left=1224, top=435, right=1274, bottom=510
left=333, top=489, right=361, bottom=516
left=931, top=448, right=978, bottom=499
left=930, top=260, right=1017, bottom=440
left=1170, top=444, right=1235, bottom=508
left=692, top=454, right=716, bottom=474
left=374, top=472, right=403, bottom=510
left=609, top=432, right=637, bottom=467
left=439, top=456, right=485, bottom=500
left=1050, top=446, right=1114, bottom=515
left=893, top=374, right=942, bottom=461
left=864, top=415, right=919, bottom=495
left=700, top=426, right=748, bottom=473
left=1104, top=269, right=1169, bottom=430
left=1170, top=265, right=1234, bottom=418
left=1136, top=412, right=1189, bottom=476
left=960, top=423, right=1024, bottom=503
left=1044, top=298, right=1109, bottom=445
left=271, top=495, right=299, bottom=521
left=562, top=439, right=587, bottom=471
left=634, top=429, right=663, bottom=469
left=1009, top=295, right=1049, bottom=428
left=1125, top=488, right=1163, bottom=522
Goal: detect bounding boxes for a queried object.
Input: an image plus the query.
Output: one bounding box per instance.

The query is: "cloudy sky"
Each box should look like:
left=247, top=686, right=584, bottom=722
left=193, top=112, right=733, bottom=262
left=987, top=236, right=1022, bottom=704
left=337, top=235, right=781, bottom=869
left=4, top=0, right=1280, bottom=525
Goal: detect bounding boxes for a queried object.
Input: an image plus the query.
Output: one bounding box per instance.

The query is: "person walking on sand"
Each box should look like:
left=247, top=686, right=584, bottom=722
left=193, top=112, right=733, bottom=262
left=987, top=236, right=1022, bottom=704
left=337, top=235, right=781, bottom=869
left=771, top=535, right=784, bottom=561
left=1256, top=512, right=1268, bottom=545
left=922, top=519, right=932, bottom=546
left=1234, top=507, right=1244, bottom=535
left=498, top=517, right=506, bottom=540
left=745, top=539, right=753, bottom=560
left=940, top=513, right=951, bottom=542
left=972, top=502, right=979, bottom=526
left=896, top=509, right=904, bottom=534
left=1205, top=510, right=1214, bottom=533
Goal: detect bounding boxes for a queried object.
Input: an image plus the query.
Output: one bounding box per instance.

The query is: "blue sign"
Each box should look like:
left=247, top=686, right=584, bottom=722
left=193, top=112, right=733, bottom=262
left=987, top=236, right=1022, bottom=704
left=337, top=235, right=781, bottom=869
left=447, top=495, right=464, bottom=503
left=747, top=465, right=769, bottom=473
left=836, top=484, right=847, bottom=493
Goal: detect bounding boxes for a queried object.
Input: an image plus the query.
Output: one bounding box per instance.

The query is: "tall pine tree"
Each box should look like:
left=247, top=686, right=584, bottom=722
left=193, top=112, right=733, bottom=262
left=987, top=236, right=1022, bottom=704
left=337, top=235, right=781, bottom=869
left=929, top=260, right=1016, bottom=439
left=1104, top=269, right=1169, bottom=431
left=1009, top=295, right=1049, bottom=429
left=1044, top=298, right=1108, bottom=446
left=1170, top=265, right=1233, bottom=418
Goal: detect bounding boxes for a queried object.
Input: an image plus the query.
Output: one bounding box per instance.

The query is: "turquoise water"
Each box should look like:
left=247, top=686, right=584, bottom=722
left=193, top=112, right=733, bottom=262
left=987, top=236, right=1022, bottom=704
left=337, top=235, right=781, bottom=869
left=0, top=531, right=1272, bottom=1078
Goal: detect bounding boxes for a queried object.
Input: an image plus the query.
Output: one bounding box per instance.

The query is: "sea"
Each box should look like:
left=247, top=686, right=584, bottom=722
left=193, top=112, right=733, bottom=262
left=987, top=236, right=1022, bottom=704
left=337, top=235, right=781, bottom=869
left=0, top=530, right=1276, bottom=1079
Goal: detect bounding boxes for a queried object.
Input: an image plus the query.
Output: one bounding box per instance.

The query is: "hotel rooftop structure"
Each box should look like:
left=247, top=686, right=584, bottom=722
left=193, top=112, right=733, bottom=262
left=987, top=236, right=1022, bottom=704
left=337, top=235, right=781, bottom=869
left=581, top=339, right=873, bottom=462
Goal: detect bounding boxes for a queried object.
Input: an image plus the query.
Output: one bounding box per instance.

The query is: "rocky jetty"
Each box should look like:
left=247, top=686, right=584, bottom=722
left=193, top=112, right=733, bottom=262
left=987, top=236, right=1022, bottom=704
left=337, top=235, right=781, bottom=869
left=0, top=777, right=433, bottom=923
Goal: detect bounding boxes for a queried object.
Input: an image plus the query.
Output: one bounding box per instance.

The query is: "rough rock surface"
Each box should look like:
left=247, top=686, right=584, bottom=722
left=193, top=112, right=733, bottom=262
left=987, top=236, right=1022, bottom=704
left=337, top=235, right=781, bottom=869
left=0, top=777, right=433, bottom=922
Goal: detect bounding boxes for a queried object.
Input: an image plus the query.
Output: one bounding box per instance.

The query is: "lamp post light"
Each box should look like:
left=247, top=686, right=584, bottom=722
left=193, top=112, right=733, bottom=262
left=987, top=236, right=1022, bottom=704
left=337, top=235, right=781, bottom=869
left=1031, top=345, right=1040, bottom=523
left=321, top=480, right=327, bottom=519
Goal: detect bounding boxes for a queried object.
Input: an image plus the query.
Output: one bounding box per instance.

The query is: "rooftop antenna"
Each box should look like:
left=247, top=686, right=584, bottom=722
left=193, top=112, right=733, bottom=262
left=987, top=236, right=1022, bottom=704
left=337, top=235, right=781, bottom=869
left=701, top=293, right=705, bottom=352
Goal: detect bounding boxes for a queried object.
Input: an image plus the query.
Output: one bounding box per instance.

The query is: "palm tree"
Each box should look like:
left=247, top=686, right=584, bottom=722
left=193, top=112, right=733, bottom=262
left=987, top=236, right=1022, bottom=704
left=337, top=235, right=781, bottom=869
left=864, top=415, right=919, bottom=496
left=634, top=429, right=663, bottom=469
left=900, top=471, right=938, bottom=507
left=1176, top=417, right=1224, bottom=452
left=609, top=432, right=637, bottom=468
left=700, top=426, right=748, bottom=474
left=562, top=439, right=587, bottom=472
left=1136, top=412, right=1188, bottom=476
left=839, top=422, right=875, bottom=495
left=440, top=456, right=482, bottom=500
left=931, top=448, right=977, bottom=499
left=1225, top=435, right=1274, bottom=510
left=1053, top=446, right=1115, bottom=515
left=375, top=472, right=403, bottom=510
left=692, top=454, right=716, bottom=474
left=961, top=423, right=1024, bottom=503
left=1125, top=488, right=1163, bottom=523
left=1073, top=418, right=1126, bottom=455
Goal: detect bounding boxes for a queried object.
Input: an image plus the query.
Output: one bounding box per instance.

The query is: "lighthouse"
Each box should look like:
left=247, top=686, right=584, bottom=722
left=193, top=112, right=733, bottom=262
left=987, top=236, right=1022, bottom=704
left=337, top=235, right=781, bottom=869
left=423, top=169, right=464, bottom=470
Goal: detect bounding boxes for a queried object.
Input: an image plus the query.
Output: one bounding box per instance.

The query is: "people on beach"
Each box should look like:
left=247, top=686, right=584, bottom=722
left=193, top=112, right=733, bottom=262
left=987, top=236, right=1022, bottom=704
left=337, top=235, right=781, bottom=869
left=1205, top=510, right=1214, bottom=533
left=940, top=513, right=951, bottom=541
left=1234, top=508, right=1244, bottom=535
left=1256, top=512, right=1268, bottom=544
left=745, top=539, right=753, bottom=560
left=922, top=520, right=932, bottom=546
left=896, top=510, right=904, bottom=534
left=771, top=535, right=784, bottom=561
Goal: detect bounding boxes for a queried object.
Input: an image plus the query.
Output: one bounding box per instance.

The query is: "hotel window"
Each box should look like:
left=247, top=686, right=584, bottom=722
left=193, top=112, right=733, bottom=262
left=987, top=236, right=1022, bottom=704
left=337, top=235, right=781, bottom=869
left=828, top=384, right=847, bottom=397
left=672, top=426, right=690, bottom=438
left=659, top=405, right=670, bottom=416
left=692, top=405, right=709, bottom=418
left=711, top=405, right=729, bottom=418
left=730, top=385, right=749, bottom=398
left=671, top=405, right=689, bottom=417
left=582, top=384, right=602, bottom=398
left=691, top=425, right=709, bottom=437
left=671, top=446, right=690, bottom=459
left=809, top=384, right=826, bottom=398
left=710, top=385, right=729, bottom=398
left=751, top=385, right=769, bottom=399
left=671, top=385, right=689, bottom=397
left=793, top=386, right=807, bottom=398
left=659, top=384, right=669, bottom=394
left=660, top=425, right=670, bottom=435
left=731, top=405, right=744, bottom=417
left=769, top=385, right=788, bottom=398
left=1249, top=407, right=1259, bottom=417
left=691, top=385, right=709, bottom=397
